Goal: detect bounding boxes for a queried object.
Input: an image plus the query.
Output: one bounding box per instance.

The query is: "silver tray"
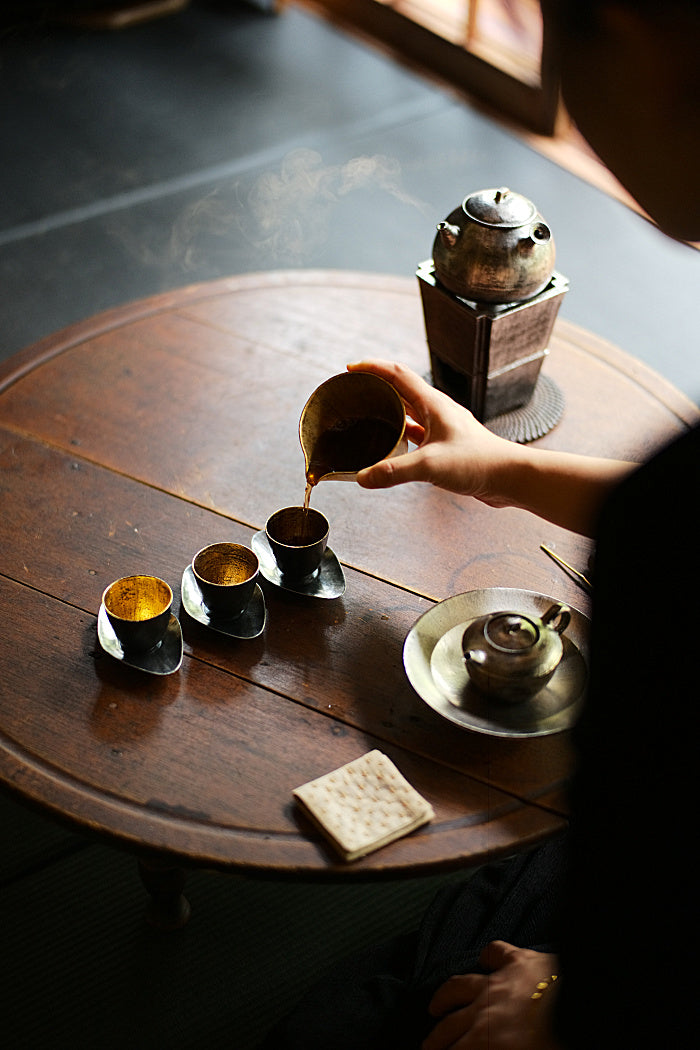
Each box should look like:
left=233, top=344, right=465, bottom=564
left=251, top=530, right=346, bottom=599
left=97, top=604, right=183, bottom=675
left=181, top=565, right=266, bottom=639
left=403, top=587, right=589, bottom=738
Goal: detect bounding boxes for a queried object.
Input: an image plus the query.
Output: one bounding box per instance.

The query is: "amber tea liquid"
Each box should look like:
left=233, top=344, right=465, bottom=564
left=303, top=417, right=399, bottom=508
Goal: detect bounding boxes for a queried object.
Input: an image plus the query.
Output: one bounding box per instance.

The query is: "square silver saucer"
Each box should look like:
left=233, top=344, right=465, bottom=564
left=97, top=604, right=183, bottom=675
left=181, top=565, right=266, bottom=638
left=403, top=587, right=589, bottom=737
left=251, top=530, right=346, bottom=599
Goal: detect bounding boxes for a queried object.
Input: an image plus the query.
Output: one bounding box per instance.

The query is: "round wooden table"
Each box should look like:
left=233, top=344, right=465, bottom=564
left=1, top=271, right=696, bottom=922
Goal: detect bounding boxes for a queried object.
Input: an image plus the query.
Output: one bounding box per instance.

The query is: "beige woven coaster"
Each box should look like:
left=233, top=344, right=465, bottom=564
left=293, top=750, right=435, bottom=862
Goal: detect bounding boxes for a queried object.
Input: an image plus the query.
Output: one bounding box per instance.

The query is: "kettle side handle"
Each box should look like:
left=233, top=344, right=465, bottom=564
left=541, top=603, right=571, bottom=635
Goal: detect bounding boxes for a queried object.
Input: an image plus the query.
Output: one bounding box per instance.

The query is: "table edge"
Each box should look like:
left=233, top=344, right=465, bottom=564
left=3, top=270, right=697, bottom=428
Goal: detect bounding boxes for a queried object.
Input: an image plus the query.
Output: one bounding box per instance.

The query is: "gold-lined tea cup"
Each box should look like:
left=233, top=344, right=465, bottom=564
left=192, top=542, right=259, bottom=618
left=102, top=575, right=173, bottom=653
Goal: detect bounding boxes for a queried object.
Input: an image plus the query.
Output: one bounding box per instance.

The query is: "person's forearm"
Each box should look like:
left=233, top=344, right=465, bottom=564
left=348, top=358, right=637, bottom=537
left=486, top=446, right=636, bottom=537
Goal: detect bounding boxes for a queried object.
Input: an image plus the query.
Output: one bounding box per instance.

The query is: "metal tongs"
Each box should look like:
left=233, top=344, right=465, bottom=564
left=540, top=544, right=593, bottom=596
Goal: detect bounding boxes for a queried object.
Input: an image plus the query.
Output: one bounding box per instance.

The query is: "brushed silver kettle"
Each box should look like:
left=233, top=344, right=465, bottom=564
left=432, top=187, right=555, bottom=303
left=462, top=602, right=570, bottom=702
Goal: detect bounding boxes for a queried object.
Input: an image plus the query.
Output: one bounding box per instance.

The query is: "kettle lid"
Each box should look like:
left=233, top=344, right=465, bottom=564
left=463, top=187, right=537, bottom=228
left=485, top=613, right=539, bottom=652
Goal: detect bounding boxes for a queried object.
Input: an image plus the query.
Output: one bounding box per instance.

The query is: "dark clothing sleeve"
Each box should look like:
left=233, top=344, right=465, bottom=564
left=555, top=424, right=700, bottom=1049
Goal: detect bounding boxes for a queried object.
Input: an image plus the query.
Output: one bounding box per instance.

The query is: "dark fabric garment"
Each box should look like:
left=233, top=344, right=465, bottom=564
left=555, top=423, right=700, bottom=1050
left=263, top=424, right=700, bottom=1050
left=262, top=833, right=567, bottom=1049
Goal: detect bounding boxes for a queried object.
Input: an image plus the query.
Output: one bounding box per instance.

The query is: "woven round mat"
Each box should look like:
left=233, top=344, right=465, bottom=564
left=486, top=373, right=565, bottom=443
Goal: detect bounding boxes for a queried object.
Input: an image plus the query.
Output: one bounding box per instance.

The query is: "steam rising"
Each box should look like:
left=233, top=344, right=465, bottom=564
left=167, top=148, right=429, bottom=270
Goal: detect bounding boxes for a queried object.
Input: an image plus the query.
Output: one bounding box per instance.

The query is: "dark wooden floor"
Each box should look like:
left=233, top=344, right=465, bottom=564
left=1, top=0, right=699, bottom=398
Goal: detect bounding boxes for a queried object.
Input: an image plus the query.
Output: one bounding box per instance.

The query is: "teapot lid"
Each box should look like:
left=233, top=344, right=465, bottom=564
left=485, top=613, right=539, bottom=652
left=463, top=187, right=537, bottom=229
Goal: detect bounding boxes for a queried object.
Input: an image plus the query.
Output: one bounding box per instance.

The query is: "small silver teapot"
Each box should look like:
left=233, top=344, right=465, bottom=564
left=432, top=187, right=555, bottom=303
left=462, top=602, right=571, bottom=703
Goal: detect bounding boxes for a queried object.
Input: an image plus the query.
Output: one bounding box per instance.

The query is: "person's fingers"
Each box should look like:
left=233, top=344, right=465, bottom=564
left=355, top=447, right=436, bottom=488
left=422, top=1006, right=475, bottom=1050
left=479, top=940, right=520, bottom=972
left=428, top=973, right=486, bottom=1017
left=347, top=360, right=438, bottom=422
left=404, top=419, right=425, bottom=445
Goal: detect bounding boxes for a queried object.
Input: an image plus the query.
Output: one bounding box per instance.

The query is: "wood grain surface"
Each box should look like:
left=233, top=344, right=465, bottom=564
left=1, top=271, right=696, bottom=876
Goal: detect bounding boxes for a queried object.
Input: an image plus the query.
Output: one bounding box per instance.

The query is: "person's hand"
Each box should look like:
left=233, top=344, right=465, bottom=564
left=422, top=941, right=561, bottom=1050
left=347, top=359, right=635, bottom=537
left=346, top=360, right=517, bottom=506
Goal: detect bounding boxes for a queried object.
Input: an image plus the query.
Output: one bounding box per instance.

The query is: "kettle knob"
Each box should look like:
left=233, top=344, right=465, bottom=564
left=436, top=221, right=460, bottom=249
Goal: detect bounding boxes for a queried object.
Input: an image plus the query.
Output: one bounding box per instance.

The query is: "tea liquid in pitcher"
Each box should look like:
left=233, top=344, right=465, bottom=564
left=303, top=417, right=400, bottom=506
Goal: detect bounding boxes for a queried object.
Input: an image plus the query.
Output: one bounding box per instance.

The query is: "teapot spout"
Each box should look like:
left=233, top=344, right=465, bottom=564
left=436, top=221, right=460, bottom=249
left=522, top=221, right=552, bottom=251
left=464, top=648, right=487, bottom=666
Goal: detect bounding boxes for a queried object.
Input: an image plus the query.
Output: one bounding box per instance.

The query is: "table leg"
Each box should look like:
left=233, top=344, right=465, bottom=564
left=138, top=859, right=191, bottom=930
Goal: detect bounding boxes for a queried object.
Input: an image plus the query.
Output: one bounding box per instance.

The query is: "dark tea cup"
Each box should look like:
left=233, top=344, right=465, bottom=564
left=265, top=507, right=329, bottom=581
left=192, top=542, right=259, bottom=618
left=102, top=575, right=173, bottom=653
